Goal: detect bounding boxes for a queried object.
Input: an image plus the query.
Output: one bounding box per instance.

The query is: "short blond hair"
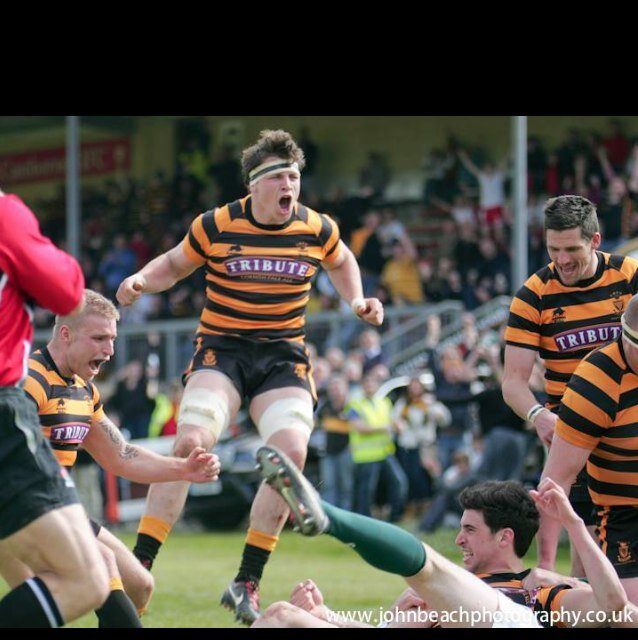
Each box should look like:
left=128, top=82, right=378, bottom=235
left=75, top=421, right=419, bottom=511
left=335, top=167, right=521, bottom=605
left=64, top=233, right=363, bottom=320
left=54, top=289, right=119, bottom=334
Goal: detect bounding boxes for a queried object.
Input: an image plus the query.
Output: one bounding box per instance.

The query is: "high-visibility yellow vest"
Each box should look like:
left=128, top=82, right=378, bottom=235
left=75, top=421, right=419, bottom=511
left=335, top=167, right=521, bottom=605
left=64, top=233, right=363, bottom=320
left=147, top=393, right=173, bottom=438
left=347, top=396, right=395, bottom=463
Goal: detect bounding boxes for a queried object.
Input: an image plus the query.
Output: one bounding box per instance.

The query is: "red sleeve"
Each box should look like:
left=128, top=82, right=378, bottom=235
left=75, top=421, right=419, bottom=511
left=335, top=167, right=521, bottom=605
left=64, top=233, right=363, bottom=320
left=0, top=195, right=84, bottom=314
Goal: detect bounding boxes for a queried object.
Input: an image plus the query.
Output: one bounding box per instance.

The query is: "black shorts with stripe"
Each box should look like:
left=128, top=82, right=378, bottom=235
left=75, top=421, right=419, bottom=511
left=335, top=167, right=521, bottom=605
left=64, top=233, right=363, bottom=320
left=0, top=387, right=79, bottom=539
left=183, top=334, right=316, bottom=404
left=596, top=505, right=638, bottom=579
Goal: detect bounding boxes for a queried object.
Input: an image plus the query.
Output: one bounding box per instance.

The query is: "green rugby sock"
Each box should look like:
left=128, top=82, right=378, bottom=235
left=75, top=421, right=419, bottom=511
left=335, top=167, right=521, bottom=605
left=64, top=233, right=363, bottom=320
left=322, top=501, right=426, bottom=577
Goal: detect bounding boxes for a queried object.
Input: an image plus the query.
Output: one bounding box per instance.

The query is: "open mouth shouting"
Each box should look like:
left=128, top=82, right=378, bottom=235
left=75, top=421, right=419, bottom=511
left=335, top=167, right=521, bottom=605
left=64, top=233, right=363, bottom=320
left=279, top=195, right=293, bottom=215
left=88, top=358, right=108, bottom=377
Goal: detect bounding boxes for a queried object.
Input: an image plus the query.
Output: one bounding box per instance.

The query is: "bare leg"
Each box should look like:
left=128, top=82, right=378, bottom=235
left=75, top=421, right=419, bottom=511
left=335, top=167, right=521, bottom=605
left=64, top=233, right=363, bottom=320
left=406, top=544, right=501, bottom=628
left=257, top=445, right=540, bottom=629
left=248, top=429, right=309, bottom=535
left=0, top=544, right=32, bottom=587
left=621, top=577, right=638, bottom=607
left=98, top=527, right=153, bottom=611
left=248, top=388, right=312, bottom=537
left=143, top=370, right=240, bottom=523
left=1, top=504, right=109, bottom=622
left=221, top=388, right=312, bottom=624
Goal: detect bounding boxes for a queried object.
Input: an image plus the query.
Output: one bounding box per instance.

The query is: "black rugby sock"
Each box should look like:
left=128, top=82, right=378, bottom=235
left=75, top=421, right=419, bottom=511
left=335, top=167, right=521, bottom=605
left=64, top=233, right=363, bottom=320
left=133, top=533, right=162, bottom=570
left=96, top=588, right=143, bottom=628
left=236, top=544, right=271, bottom=583
left=0, top=577, right=65, bottom=628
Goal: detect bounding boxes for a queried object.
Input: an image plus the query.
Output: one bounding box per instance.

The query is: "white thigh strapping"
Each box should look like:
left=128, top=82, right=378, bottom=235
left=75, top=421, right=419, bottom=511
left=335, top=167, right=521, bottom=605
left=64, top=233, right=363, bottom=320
left=257, top=398, right=314, bottom=443
left=177, top=388, right=230, bottom=438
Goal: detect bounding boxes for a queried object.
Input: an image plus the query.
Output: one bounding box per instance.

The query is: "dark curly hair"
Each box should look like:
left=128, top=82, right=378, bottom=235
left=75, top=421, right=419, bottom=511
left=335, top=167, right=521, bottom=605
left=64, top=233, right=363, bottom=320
left=458, top=481, right=539, bottom=558
left=241, top=130, right=306, bottom=186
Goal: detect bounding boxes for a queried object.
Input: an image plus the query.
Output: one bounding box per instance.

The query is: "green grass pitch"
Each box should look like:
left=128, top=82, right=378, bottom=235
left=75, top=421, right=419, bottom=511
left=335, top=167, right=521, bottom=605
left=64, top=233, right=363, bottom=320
left=0, top=526, right=571, bottom=628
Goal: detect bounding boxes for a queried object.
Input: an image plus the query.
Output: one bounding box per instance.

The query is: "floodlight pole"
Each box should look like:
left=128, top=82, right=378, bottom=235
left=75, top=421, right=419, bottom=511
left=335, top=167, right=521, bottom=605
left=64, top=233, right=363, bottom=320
left=65, top=116, right=80, bottom=258
left=511, top=115, right=528, bottom=291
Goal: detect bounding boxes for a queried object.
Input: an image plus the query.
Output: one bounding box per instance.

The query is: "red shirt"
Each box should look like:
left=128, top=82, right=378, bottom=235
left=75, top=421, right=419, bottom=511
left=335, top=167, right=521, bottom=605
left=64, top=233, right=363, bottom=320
left=0, top=194, right=84, bottom=386
left=603, top=134, right=630, bottom=169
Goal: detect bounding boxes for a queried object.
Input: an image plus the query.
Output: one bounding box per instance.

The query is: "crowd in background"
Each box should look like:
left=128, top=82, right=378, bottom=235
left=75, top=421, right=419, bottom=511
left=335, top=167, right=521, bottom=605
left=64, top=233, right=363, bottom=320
left=27, top=119, right=638, bottom=336
left=26, top=118, right=638, bottom=529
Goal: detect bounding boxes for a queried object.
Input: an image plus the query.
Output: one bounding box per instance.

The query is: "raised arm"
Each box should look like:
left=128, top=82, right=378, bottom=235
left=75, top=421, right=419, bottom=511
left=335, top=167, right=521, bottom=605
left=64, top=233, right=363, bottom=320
left=116, top=242, right=199, bottom=306
left=325, top=241, right=384, bottom=326
left=596, top=146, right=617, bottom=183
left=83, top=413, right=220, bottom=484
left=457, top=149, right=481, bottom=178
left=531, top=478, right=627, bottom=625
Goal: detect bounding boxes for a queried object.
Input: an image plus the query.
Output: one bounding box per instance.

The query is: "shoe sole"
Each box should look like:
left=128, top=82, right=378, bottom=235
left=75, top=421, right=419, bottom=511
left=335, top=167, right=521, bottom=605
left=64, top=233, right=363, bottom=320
left=256, top=445, right=327, bottom=536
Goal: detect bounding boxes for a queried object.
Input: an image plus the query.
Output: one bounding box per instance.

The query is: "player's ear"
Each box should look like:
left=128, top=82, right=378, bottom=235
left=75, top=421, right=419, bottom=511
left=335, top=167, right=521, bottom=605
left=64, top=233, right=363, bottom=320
left=591, top=231, right=602, bottom=250
left=500, top=528, right=514, bottom=546
left=58, top=324, right=72, bottom=342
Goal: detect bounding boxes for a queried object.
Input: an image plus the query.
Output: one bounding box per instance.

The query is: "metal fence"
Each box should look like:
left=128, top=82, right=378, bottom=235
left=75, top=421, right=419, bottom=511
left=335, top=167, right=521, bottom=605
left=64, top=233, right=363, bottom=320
left=33, top=298, right=512, bottom=383
left=394, top=296, right=512, bottom=375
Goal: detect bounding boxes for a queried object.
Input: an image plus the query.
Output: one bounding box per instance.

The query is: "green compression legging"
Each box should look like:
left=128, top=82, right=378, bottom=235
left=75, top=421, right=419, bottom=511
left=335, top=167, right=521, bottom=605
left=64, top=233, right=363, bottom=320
left=321, top=501, right=426, bottom=577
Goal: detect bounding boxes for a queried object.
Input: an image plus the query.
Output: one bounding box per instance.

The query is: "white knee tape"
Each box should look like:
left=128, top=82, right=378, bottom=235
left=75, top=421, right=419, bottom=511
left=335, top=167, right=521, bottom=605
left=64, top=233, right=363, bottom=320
left=257, top=398, right=314, bottom=443
left=177, top=388, right=230, bottom=438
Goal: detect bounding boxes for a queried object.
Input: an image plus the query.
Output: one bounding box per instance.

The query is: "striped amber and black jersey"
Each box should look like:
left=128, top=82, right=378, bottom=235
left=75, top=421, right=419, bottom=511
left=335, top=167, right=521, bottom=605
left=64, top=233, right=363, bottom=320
left=318, top=399, right=350, bottom=455
left=556, top=337, right=638, bottom=507
left=182, top=196, right=343, bottom=343
left=23, top=347, right=104, bottom=468
left=505, top=252, right=638, bottom=408
left=479, top=570, right=572, bottom=628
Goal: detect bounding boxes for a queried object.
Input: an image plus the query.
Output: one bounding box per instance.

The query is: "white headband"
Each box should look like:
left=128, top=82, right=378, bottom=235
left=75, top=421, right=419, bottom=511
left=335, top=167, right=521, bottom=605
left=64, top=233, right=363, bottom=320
left=248, top=160, right=300, bottom=187
left=621, top=313, right=638, bottom=347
